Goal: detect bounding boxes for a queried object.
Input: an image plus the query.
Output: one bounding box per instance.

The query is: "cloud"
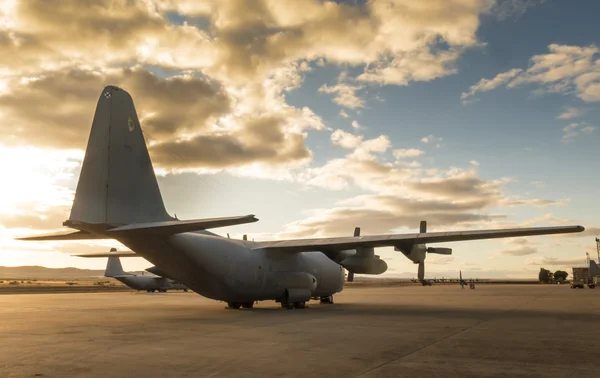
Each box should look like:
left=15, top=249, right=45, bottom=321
left=470, top=160, right=480, bottom=166
left=420, top=134, right=443, bottom=147
left=0, top=67, right=230, bottom=149
left=461, top=68, right=522, bottom=101
left=339, top=110, right=349, bottom=118
left=462, top=44, right=600, bottom=102
left=331, top=129, right=364, bottom=149
left=1, top=0, right=215, bottom=75
left=318, top=82, right=365, bottom=109
left=150, top=116, right=313, bottom=169
left=495, top=246, right=538, bottom=256
left=527, top=256, right=586, bottom=266
left=561, top=122, right=597, bottom=143
left=427, top=256, right=455, bottom=265
left=357, top=48, right=462, bottom=85
left=3, top=0, right=495, bottom=85
left=491, top=0, right=546, bottom=21
left=393, top=149, right=425, bottom=159
left=351, top=120, right=361, bottom=130
left=557, top=107, right=587, bottom=120
left=501, top=198, right=566, bottom=207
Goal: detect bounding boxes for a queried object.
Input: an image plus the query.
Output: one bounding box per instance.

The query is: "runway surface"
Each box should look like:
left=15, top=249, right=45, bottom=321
left=1, top=285, right=599, bottom=378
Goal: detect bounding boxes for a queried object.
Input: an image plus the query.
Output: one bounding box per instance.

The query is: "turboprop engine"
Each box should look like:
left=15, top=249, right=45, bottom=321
left=394, top=221, right=453, bottom=282
left=340, top=227, right=388, bottom=278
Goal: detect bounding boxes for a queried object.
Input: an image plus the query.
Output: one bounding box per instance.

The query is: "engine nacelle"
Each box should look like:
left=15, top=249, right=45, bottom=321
left=145, top=266, right=172, bottom=278
left=427, top=247, right=452, bottom=255
left=340, top=255, right=388, bottom=275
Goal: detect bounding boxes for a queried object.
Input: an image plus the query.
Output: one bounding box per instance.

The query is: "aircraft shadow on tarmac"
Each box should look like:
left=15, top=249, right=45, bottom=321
left=141, top=302, right=600, bottom=325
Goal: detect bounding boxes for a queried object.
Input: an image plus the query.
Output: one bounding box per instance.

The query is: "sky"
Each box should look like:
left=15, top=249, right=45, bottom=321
left=0, top=0, right=599, bottom=279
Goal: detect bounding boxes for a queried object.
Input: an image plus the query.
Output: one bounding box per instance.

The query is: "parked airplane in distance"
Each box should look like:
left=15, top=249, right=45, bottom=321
left=19, top=86, right=585, bottom=310
left=103, top=248, right=188, bottom=293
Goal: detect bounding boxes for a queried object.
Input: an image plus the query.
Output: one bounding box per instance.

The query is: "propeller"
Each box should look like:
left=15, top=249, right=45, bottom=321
left=346, top=227, right=360, bottom=282
left=417, top=221, right=426, bottom=282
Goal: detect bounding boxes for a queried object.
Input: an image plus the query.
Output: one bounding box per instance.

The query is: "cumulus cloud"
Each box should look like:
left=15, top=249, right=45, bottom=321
left=318, top=82, right=365, bottom=109
left=462, top=44, right=600, bottom=102
left=557, top=107, right=587, bottom=120
left=351, top=120, right=362, bottom=130
left=393, top=149, right=425, bottom=159
left=151, top=116, right=313, bottom=169
left=330, top=129, right=364, bottom=150
left=0, top=67, right=230, bottom=149
left=3, top=0, right=495, bottom=85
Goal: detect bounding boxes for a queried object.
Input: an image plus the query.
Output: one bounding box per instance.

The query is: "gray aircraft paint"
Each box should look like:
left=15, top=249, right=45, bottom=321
left=19, top=86, right=585, bottom=307
left=104, top=255, right=187, bottom=292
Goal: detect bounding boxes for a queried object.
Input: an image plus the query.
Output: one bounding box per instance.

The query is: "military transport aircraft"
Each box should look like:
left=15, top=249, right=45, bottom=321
left=102, top=248, right=188, bottom=293
left=19, top=86, right=585, bottom=310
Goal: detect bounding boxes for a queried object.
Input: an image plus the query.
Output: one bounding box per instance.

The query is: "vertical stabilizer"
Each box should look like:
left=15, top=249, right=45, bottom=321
left=69, top=86, right=171, bottom=225
left=105, top=256, right=130, bottom=277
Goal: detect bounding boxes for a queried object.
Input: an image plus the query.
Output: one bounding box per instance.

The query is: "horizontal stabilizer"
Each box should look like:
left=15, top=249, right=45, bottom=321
left=74, top=251, right=137, bottom=258
left=16, top=230, right=109, bottom=241
left=107, top=214, right=259, bottom=236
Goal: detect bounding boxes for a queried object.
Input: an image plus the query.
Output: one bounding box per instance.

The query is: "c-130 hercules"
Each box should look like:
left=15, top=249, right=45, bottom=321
left=19, top=86, right=585, bottom=309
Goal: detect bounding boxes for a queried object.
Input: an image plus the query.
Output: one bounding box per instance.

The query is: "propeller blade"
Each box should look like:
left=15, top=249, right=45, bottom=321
left=418, top=261, right=425, bottom=281
left=348, top=227, right=360, bottom=282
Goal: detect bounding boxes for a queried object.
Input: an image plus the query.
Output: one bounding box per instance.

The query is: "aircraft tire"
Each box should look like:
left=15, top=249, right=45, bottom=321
left=281, top=301, right=294, bottom=309
left=241, top=302, right=254, bottom=309
left=227, top=302, right=241, bottom=309
left=294, top=301, right=306, bottom=309
left=319, top=295, right=334, bottom=304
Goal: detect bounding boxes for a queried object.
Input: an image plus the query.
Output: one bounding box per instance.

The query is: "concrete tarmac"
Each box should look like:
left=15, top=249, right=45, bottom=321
left=1, top=285, right=599, bottom=378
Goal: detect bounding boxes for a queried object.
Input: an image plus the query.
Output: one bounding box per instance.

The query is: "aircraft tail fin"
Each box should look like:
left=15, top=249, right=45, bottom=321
left=105, top=254, right=132, bottom=278
left=590, top=260, right=600, bottom=276
left=68, top=86, right=172, bottom=226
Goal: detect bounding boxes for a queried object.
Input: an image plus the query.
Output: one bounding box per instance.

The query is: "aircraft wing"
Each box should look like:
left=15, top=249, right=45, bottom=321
left=252, top=225, right=584, bottom=253
left=74, top=251, right=138, bottom=258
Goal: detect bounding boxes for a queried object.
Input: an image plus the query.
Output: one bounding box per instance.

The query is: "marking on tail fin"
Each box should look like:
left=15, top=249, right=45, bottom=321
left=128, top=116, right=135, bottom=132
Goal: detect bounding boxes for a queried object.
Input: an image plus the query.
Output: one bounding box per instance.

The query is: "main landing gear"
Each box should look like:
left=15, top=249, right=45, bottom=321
left=227, top=302, right=254, bottom=309
left=319, top=295, right=334, bottom=304
left=280, top=300, right=307, bottom=309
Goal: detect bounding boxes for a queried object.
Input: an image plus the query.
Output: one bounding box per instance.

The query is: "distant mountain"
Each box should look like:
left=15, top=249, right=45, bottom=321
left=0, top=266, right=146, bottom=279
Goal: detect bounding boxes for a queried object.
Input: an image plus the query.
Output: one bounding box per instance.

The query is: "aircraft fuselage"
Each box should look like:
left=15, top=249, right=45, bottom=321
left=117, top=232, right=345, bottom=303
left=114, top=275, right=187, bottom=291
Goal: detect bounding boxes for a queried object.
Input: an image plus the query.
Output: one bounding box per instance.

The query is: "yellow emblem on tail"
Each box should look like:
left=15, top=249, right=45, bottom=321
left=128, top=116, right=135, bottom=132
